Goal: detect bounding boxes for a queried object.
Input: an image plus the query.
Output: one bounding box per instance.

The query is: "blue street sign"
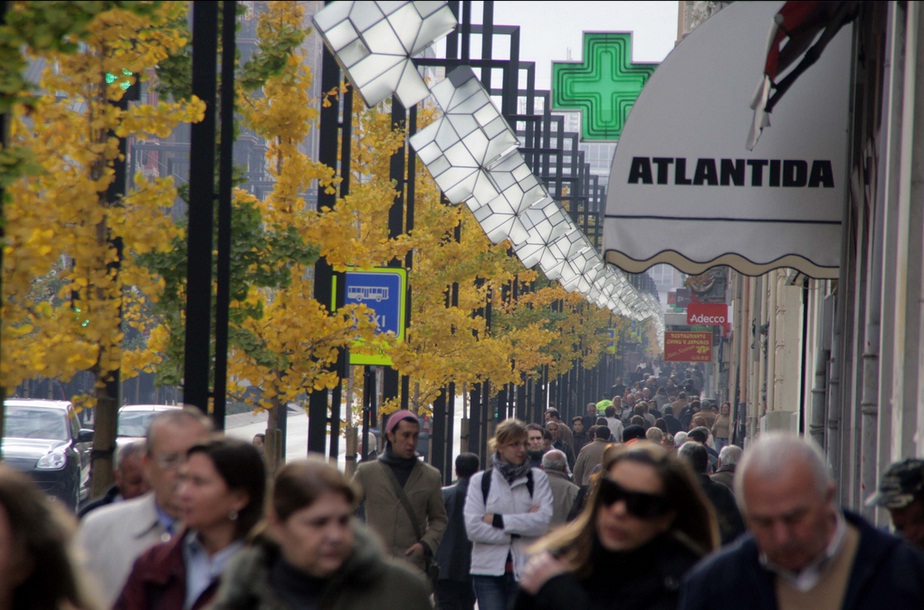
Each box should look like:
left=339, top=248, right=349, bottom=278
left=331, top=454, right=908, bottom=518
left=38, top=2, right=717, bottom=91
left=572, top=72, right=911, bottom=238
left=335, top=268, right=407, bottom=366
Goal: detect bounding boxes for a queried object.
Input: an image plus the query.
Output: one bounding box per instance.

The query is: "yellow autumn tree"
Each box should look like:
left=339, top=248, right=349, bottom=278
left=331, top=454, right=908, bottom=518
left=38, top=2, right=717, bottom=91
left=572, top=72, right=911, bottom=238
left=229, top=2, right=380, bottom=471
left=2, top=1, right=204, bottom=492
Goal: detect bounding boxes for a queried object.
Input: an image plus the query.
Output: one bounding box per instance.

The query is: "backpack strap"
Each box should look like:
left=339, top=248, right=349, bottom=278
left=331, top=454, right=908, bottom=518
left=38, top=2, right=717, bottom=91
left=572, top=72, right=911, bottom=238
left=481, top=468, right=534, bottom=506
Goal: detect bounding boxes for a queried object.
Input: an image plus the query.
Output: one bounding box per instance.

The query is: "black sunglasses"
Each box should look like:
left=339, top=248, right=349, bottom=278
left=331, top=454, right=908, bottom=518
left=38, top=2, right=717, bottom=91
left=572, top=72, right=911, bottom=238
left=598, top=477, right=671, bottom=519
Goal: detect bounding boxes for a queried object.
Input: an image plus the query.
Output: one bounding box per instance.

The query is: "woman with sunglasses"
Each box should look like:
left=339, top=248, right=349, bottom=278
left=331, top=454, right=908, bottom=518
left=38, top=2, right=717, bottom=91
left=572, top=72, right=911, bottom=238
left=514, top=441, right=718, bottom=610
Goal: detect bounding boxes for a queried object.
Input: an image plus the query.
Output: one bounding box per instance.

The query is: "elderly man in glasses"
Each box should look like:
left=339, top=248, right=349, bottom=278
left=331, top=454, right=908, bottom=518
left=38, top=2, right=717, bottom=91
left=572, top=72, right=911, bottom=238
left=76, top=407, right=213, bottom=608
left=679, top=432, right=924, bottom=610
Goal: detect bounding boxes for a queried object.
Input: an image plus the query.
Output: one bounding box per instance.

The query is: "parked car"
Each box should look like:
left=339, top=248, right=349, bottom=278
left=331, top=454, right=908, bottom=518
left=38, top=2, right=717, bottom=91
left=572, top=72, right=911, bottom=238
left=1, top=399, right=94, bottom=511
left=116, top=404, right=181, bottom=450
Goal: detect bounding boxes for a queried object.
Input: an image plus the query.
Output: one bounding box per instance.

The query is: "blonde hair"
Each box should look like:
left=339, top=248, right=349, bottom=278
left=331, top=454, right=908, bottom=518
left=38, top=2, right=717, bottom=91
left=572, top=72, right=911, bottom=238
left=488, top=418, right=527, bottom=453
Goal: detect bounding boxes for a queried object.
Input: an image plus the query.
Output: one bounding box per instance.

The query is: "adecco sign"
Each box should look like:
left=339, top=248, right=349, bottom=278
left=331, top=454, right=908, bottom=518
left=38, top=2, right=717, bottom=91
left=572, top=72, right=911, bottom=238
left=687, top=303, right=728, bottom=326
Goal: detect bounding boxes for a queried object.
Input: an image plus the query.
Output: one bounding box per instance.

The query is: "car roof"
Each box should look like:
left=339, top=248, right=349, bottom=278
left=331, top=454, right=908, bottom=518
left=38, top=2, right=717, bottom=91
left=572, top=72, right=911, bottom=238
left=118, top=404, right=182, bottom=413
left=3, top=399, right=72, bottom=410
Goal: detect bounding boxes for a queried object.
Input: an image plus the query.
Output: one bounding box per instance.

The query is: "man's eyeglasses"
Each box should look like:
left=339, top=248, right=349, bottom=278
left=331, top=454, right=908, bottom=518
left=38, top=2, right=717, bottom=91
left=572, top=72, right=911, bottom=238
left=598, top=477, right=671, bottom=519
left=152, top=452, right=184, bottom=470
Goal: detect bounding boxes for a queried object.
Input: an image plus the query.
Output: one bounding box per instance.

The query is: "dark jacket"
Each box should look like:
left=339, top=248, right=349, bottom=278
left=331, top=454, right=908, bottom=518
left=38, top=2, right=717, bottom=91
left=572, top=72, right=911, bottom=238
left=78, top=484, right=121, bottom=519
left=209, top=522, right=432, bottom=610
left=662, top=414, right=683, bottom=436
left=513, top=533, right=702, bottom=610
left=571, top=431, right=590, bottom=453
left=114, top=530, right=218, bottom=610
left=710, top=466, right=735, bottom=491
left=552, top=439, right=575, bottom=469
left=695, top=474, right=745, bottom=545
left=679, top=510, right=924, bottom=610
left=436, top=478, right=473, bottom=583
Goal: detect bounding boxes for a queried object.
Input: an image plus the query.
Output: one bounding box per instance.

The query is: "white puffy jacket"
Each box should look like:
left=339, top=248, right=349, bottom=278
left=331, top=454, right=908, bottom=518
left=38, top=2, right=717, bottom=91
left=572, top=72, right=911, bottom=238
left=464, top=466, right=553, bottom=579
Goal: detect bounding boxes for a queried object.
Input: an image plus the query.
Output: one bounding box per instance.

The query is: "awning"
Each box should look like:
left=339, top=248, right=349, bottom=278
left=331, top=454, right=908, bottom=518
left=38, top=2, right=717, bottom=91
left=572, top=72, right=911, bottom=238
left=603, top=1, right=853, bottom=279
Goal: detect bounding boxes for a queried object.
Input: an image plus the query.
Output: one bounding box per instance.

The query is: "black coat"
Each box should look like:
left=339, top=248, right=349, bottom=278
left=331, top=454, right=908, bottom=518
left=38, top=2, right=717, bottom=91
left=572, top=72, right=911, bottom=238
left=695, top=474, right=745, bottom=545
left=679, top=510, right=924, bottom=610
left=662, top=415, right=683, bottom=436
left=513, top=534, right=702, bottom=610
left=436, top=479, right=473, bottom=583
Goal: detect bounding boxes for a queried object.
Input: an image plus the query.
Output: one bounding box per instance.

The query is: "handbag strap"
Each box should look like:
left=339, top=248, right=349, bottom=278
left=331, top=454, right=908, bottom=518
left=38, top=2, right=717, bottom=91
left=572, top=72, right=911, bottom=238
left=380, top=461, right=425, bottom=541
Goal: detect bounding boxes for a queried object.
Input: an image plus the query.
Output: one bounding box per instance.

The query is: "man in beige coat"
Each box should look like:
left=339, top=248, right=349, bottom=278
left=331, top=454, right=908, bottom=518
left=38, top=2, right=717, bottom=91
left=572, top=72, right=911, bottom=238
left=541, top=450, right=579, bottom=527
left=572, top=425, right=612, bottom=487
left=353, top=410, right=448, bottom=576
left=76, top=407, right=212, bottom=607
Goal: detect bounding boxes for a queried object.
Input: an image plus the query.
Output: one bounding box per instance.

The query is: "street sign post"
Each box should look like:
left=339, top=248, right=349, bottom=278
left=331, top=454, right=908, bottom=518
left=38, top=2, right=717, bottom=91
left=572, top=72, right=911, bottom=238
left=334, top=268, right=407, bottom=366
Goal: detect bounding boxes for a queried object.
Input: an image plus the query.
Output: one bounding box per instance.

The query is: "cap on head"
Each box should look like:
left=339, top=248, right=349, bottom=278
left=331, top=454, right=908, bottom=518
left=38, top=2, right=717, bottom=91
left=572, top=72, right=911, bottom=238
left=866, top=458, right=924, bottom=509
left=385, top=410, right=419, bottom=436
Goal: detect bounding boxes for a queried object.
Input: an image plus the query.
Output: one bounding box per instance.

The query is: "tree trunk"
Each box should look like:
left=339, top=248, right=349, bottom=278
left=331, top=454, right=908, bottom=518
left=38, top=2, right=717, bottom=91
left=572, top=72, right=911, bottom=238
left=89, top=372, right=118, bottom=498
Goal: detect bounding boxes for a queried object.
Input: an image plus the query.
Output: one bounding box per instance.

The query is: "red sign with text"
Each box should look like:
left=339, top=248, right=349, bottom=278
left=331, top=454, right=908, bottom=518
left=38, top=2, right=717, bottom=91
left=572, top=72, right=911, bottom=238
left=686, top=302, right=728, bottom=326
left=664, top=331, right=713, bottom=362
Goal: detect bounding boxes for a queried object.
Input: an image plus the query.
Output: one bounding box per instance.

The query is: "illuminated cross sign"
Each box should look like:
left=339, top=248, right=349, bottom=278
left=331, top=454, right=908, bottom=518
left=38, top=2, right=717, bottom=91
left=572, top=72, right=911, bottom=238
left=552, top=32, right=658, bottom=141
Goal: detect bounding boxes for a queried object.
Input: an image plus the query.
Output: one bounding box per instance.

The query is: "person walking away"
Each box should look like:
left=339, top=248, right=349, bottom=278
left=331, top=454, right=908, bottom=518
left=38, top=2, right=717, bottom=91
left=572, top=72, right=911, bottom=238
left=661, top=405, right=683, bottom=435
left=603, top=406, right=625, bottom=442
left=465, top=418, right=553, bottom=610
left=352, top=409, right=447, bottom=581
left=514, top=441, right=717, bottom=610
left=114, top=438, right=266, bottom=610
left=573, top=425, right=612, bottom=487
left=435, top=453, right=480, bottom=610
left=76, top=407, right=213, bottom=608
left=541, top=450, right=580, bottom=528
left=710, top=445, right=742, bottom=492
left=677, top=441, right=745, bottom=546
left=680, top=431, right=924, bottom=609
left=210, top=457, right=432, bottom=610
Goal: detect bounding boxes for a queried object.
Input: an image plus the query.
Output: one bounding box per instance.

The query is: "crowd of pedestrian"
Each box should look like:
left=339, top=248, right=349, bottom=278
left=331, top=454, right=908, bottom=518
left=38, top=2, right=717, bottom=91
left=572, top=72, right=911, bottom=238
left=4, top=382, right=924, bottom=610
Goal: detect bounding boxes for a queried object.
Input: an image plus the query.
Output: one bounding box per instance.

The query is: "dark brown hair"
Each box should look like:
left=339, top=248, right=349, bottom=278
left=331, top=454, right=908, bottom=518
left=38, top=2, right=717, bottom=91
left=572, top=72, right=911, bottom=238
left=187, top=437, right=266, bottom=538
left=0, top=464, right=101, bottom=610
left=272, top=456, right=359, bottom=521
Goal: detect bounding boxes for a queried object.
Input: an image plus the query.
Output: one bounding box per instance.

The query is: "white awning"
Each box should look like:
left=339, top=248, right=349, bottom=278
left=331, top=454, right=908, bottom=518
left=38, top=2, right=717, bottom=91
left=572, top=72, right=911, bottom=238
left=603, top=1, right=852, bottom=279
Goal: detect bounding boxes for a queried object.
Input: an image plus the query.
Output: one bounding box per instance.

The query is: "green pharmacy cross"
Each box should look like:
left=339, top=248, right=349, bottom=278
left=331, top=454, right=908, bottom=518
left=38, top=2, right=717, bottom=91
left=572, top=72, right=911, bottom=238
left=552, top=32, right=658, bottom=141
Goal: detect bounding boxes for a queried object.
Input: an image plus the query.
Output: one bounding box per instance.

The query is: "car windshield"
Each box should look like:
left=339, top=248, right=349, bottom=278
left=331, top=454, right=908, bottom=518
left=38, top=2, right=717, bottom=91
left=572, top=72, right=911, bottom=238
left=117, top=411, right=158, bottom=438
left=3, top=407, right=69, bottom=441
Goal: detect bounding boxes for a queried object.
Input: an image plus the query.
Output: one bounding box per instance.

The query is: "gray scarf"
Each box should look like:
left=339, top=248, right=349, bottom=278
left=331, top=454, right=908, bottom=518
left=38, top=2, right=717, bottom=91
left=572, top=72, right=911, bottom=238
left=492, top=452, right=531, bottom=484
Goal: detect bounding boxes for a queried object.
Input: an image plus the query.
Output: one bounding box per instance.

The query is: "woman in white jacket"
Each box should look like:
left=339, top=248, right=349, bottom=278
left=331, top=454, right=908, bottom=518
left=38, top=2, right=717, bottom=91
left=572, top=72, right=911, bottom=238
left=465, top=419, right=554, bottom=610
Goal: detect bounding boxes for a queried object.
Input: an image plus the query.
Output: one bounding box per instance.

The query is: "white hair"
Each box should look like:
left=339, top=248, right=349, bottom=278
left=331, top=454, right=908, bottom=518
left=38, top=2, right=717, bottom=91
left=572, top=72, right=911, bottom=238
left=541, top=449, right=570, bottom=475
left=734, top=432, right=832, bottom=511
left=718, top=444, right=743, bottom=467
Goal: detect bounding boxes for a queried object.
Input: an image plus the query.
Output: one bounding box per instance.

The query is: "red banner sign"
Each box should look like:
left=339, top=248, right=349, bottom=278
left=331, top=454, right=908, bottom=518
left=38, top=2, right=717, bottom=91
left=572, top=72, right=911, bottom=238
left=664, top=331, right=713, bottom=362
left=686, top=302, right=728, bottom=326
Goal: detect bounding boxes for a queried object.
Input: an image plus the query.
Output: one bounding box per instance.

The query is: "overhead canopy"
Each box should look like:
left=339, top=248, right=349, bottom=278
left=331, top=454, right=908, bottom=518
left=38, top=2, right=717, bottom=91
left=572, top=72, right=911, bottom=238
left=603, top=1, right=852, bottom=279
